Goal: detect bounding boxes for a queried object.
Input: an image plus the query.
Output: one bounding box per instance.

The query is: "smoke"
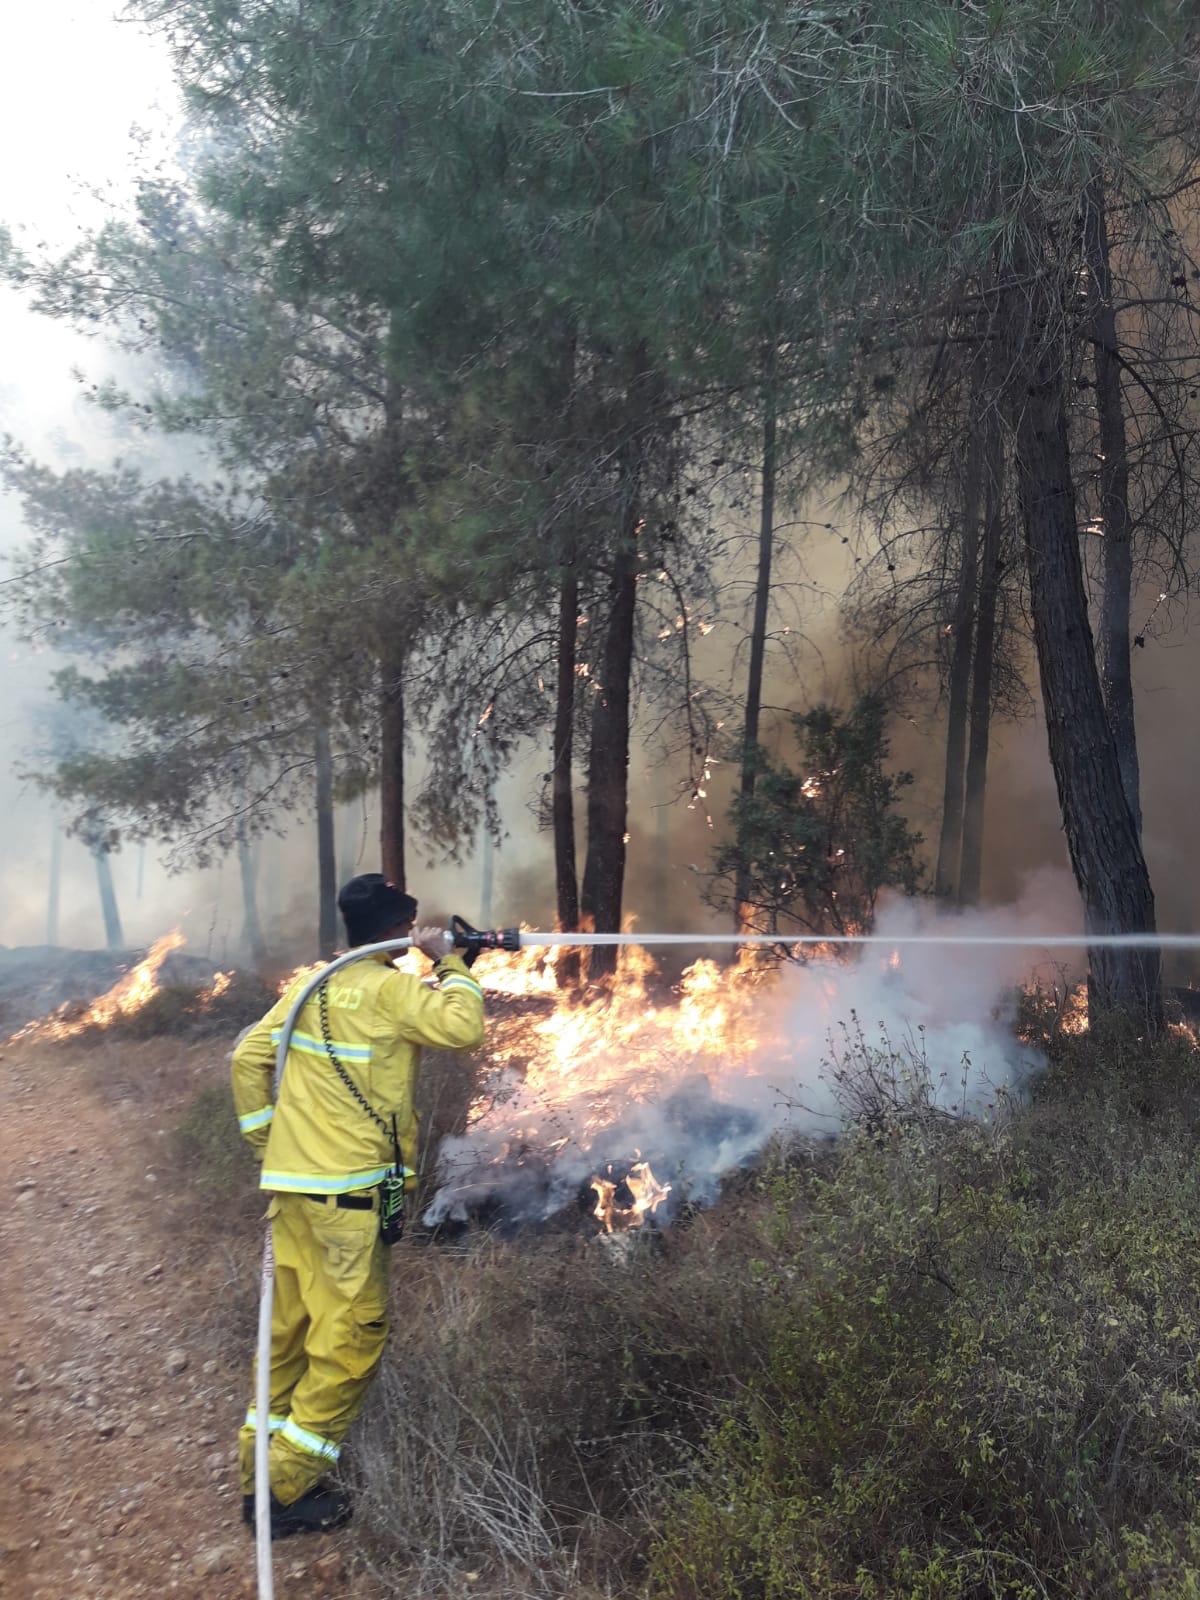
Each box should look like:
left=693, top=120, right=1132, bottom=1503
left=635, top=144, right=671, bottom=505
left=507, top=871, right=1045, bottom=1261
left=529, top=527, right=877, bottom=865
left=424, top=873, right=1071, bottom=1228
left=2, top=9, right=1197, bottom=982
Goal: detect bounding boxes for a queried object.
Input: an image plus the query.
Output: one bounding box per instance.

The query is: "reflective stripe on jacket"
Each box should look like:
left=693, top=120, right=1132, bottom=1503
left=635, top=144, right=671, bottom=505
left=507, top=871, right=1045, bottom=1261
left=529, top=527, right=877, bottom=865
left=231, top=951, right=484, bottom=1193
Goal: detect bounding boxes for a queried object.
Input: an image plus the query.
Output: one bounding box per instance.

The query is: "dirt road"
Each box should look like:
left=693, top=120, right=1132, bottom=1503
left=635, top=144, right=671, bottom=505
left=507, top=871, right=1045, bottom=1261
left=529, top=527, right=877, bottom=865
left=1, top=1031, right=380, bottom=1599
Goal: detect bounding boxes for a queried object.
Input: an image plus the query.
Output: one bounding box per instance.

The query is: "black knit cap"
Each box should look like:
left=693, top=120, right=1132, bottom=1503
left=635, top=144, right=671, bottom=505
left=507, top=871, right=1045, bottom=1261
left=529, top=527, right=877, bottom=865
left=337, top=874, right=418, bottom=945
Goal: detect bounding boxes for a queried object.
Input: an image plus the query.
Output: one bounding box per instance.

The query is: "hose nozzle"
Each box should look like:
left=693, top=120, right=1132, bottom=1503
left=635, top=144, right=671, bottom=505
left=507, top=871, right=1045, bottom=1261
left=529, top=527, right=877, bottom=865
left=450, top=915, right=521, bottom=962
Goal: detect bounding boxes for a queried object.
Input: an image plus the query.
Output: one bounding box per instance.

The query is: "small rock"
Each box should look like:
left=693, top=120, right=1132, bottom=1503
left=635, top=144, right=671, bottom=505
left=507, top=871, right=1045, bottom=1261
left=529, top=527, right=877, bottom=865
left=193, top=1543, right=236, bottom=1576
left=205, top=1452, right=224, bottom=1473
left=143, top=1263, right=163, bottom=1282
left=315, top=1552, right=343, bottom=1579
left=202, top=1360, right=217, bottom=1376
left=15, top=1190, right=34, bottom=1203
left=95, top=1418, right=117, bottom=1438
left=15, top=1177, right=36, bottom=1193
left=164, top=1349, right=189, bottom=1377
left=125, top=1421, right=145, bottom=1440
left=88, top=1264, right=106, bottom=1279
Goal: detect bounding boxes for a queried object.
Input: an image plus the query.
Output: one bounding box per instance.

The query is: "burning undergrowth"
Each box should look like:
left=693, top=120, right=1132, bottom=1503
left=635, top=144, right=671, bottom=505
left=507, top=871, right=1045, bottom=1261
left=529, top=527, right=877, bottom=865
left=425, top=897, right=1053, bottom=1234
left=5, top=931, right=274, bottom=1043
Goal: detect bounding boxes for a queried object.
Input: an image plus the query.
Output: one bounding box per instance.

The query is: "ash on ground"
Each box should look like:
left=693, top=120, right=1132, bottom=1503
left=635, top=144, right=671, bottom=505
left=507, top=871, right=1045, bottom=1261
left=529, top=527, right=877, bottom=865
left=423, top=1073, right=764, bottom=1235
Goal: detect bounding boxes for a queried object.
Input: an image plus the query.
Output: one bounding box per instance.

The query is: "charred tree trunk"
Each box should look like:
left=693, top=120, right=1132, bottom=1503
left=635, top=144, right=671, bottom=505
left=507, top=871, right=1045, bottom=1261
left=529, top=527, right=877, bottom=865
left=580, top=530, right=639, bottom=978
left=735, top=389, right=778, bottom=930
left=1011, top=288, right=1160, bottom=1027
left=959, top=421, right=1004, bottom=907
left=92, top=846, right=123, bottom=951
left=479, top=820, right=495, bottom=928
left=1086, top=182, right=1142, bottom=837
left=315, top=724, right=338, bottom=959
left=46, top=821, right=61, bottom=946
left=237, top=818, right=266, bottom=966
left=376, top=321, right=410, bottom=894
left=552, top=557, right=581, bottom=986
left=379, top=644, right=406, bottom=891
left=553, top=562, right=580, bottom=926
left=580, top=348, right=654, bottom=980
left=933, top=434, right=984, bottom=898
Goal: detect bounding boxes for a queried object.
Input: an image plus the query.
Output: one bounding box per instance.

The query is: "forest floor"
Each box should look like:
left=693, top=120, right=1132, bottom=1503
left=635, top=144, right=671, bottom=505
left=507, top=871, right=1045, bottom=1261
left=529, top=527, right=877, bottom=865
left=0, top=1027, right=385, bottom=1600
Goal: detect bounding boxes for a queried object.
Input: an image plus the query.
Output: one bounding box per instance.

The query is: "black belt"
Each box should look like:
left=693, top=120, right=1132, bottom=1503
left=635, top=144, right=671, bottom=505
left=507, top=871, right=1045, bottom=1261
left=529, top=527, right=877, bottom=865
left=301, top=1191, right=375, bottom=1210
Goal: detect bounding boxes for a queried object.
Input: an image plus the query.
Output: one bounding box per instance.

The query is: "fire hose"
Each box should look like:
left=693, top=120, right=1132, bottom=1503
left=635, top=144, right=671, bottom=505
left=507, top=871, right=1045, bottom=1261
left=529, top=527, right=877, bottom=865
left=255, top=919, right=1199, bottom=1595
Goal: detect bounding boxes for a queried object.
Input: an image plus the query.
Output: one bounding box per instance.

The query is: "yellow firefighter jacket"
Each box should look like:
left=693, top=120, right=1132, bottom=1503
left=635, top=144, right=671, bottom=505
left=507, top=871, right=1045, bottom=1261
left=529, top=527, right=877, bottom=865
left=231, top=951, right=484, bottom=1194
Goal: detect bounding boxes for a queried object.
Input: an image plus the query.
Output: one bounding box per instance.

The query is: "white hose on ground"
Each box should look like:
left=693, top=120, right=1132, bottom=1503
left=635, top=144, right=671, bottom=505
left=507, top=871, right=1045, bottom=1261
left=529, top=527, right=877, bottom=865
left=254, top=920, right=1200, bottom=1595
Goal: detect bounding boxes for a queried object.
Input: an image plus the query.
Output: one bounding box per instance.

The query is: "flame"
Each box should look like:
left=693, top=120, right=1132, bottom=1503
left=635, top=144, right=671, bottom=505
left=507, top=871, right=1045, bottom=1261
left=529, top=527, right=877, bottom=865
left=473, top=934, right=567, bottom=997
left=433, top=930, right=825, bottom=1222
left=591, top=1160, right=672, bottom=1231
left=471, top=934, right=815, bottom=1119
left=277, top=959, right=327, bottom=995
left=204, top=970, right=234, bottom=1004
left=9, top=930, right=186, bottom=1043
left=1059, top=983, right=1089, bottom=1035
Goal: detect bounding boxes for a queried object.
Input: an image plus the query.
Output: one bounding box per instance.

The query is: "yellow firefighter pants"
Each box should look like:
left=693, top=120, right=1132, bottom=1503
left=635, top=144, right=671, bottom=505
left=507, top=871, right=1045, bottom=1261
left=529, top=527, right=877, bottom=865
left=238, top=1192, right=388, bottom=1505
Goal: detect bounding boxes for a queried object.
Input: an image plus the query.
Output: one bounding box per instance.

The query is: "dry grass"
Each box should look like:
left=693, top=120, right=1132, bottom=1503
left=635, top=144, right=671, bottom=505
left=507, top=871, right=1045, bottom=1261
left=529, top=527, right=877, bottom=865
left=347, top=1189, right=794, bottom=1599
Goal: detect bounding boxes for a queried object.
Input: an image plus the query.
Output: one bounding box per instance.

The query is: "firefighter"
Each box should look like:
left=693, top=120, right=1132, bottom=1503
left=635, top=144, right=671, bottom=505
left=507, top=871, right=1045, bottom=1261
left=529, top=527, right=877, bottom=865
left=231, top=874, right=485, bottom=1537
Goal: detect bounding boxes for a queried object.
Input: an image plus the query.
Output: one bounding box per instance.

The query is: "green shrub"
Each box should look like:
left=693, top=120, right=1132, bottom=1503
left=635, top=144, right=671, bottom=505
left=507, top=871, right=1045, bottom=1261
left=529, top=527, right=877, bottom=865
left=648, top=1033, right=1200, bottom=1600
left=351, top=1188, right=796, bottom=1596
left=174, top=1079, right=257, bottom=1198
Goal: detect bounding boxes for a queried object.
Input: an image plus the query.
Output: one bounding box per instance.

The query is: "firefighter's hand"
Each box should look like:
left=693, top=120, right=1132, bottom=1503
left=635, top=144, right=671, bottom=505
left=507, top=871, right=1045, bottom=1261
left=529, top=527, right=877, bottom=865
left=413, top=925, right=452, bottom=964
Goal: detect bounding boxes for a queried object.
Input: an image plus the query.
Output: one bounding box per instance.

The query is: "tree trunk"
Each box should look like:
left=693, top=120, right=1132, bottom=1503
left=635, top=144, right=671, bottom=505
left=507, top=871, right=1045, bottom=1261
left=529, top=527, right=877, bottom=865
left=46, top=822, right=62, bottom=946
left=959, top=420, right=1004, bottom=907
left=580, top=348, right=653, bottom=980
left=376, top=318, right=409, bottom=894
left=315, top=724, right=338, bottom=959
left=339, top=804, right=361, bottom=881
left=933, top=433, right=984, bottom=898
left=379, top=644, right=406, bottom=891
left=93, top=846, right=123, bottom=951
left=580, top=531, right=639, bottom=978
left=1086, top=181, right=1142, bottom=836
left=735, top=390, right=778, bottom=930
left=553, top=557, right=581, bottom=951
left=237, top=819, right=267, bottom=966
left=1010, top=289, right=1160, bottom=1027
left=479, top=816, right=495, bottom=927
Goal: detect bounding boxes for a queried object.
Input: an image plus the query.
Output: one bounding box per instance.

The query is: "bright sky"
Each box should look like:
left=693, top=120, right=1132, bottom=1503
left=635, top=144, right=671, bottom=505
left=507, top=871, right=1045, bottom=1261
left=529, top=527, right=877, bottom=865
left=0, top=2, right=178, bottom=462
left=0, top=2, right=176, bottom=239
left=0, top=4, right=187, bottom=947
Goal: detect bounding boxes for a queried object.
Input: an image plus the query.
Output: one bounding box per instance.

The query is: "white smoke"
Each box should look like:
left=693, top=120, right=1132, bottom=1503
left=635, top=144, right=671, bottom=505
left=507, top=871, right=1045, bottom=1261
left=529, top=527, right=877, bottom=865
left=424, top=871, right=1076, bottom=1227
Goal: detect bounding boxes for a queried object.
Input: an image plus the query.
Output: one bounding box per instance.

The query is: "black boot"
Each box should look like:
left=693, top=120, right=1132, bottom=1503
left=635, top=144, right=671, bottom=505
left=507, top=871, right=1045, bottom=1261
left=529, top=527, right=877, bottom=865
left=242, top=1483, right=351, bottom=1538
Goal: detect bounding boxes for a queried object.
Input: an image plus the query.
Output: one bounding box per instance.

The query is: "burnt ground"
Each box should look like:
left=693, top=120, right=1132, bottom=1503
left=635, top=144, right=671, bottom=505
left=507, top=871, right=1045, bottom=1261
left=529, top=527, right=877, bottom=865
left=0, top=1026, right=385, bottom=1600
